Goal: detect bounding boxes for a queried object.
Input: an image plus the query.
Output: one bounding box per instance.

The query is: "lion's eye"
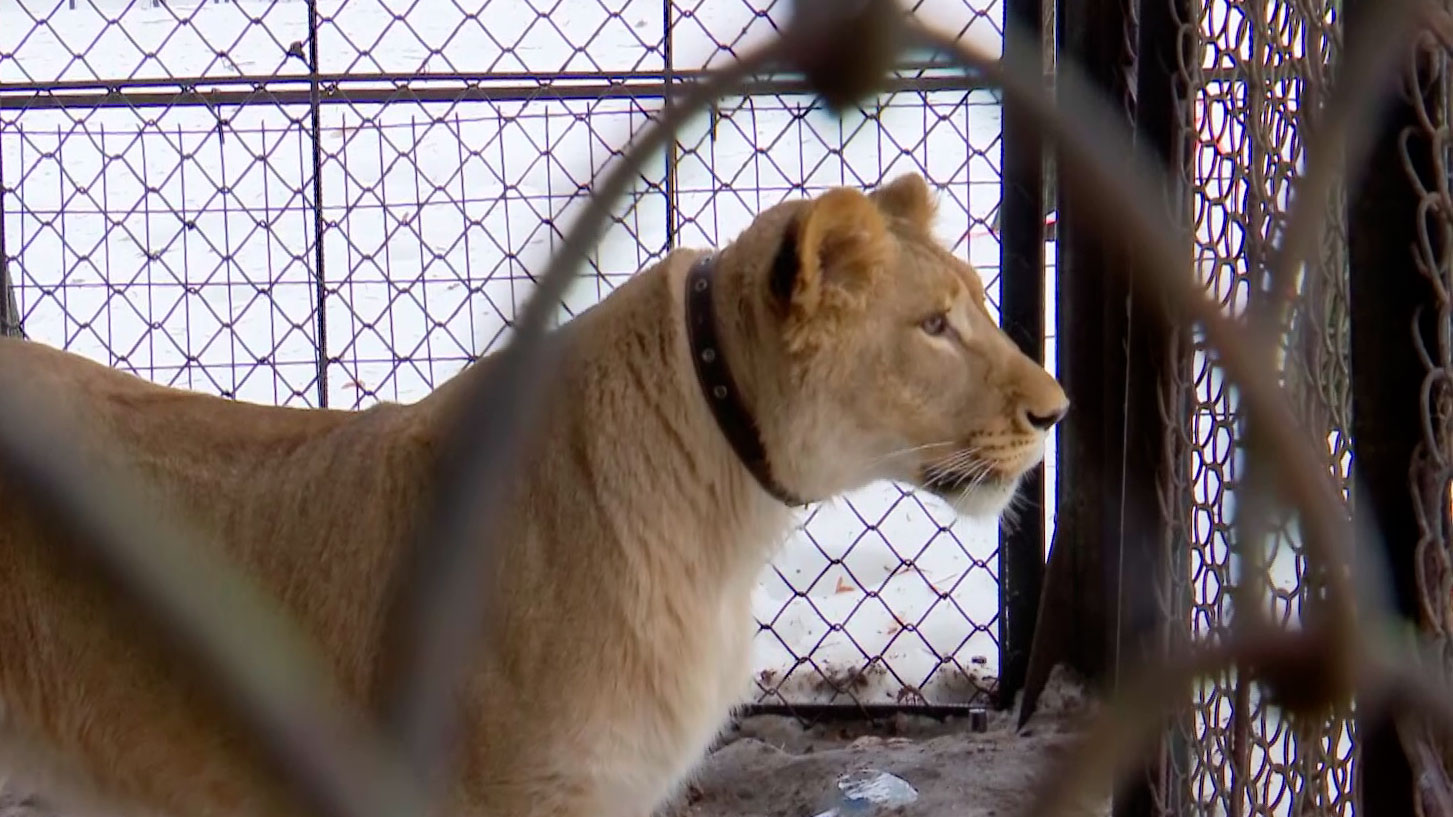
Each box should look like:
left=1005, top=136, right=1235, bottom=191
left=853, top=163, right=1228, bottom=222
left=920, top=313, right=949, bottom=336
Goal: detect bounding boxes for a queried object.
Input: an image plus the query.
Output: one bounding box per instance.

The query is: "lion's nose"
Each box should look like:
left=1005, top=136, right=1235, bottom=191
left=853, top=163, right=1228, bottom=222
left=1024, top=403, right=1068, bottom=431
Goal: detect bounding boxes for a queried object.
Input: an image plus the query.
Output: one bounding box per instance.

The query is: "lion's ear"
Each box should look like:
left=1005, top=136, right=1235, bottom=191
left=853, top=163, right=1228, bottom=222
left=869, top=172, right=936, bottom=231
left=772, top=187, right=889, bottom=318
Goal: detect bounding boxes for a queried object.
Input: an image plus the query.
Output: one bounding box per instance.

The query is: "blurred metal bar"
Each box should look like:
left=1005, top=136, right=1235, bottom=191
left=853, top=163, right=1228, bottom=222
left=1231, top=7, right=1280, bottom=816
left=1346, top=0, right=1433, bottom=812
left=996, top=0, right=1049, bottom=712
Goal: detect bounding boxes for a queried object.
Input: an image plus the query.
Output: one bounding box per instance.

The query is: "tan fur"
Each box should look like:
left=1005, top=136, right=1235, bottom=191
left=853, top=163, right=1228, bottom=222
left=0, top=173, right=1068, bottom=817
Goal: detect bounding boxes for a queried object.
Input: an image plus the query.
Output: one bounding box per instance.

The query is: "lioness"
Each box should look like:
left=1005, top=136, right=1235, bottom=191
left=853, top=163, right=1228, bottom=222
left=0, top=173, right=1067, bottom=817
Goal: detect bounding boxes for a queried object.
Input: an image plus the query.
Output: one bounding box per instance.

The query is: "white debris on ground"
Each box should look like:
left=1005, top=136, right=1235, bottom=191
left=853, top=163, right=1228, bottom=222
left=663, top=665, right=1110, bottom=817
left=810, top=768, right=920, bottom=816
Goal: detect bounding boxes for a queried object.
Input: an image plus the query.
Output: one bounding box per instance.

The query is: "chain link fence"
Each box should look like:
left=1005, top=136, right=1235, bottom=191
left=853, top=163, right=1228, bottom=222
left=6, top=0, right=1448, bottom=813
left=1402, top=7, right=1453, bottom=811
left=1, top=0, right=1017, bottom=709
left=1158, top=0, right=1357, bottom=814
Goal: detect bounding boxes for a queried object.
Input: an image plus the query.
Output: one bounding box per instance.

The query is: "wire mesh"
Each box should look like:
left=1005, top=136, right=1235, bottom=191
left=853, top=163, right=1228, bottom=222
left=678, top=88, right=1014, bottom=707
left=1404, top=3, right=1453, bottom=810
left=0, top=0, right=1013, bottom=708
left=1, top=0, right=1432, bottom=814
left=1162, top=0, right=1357, bottom=814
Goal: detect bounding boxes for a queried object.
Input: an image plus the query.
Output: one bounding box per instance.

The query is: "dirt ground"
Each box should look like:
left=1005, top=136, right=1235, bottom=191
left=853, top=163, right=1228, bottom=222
left=661, top=666, right=1109, bottom=817
left=2, top=668, right=1104, bottom=817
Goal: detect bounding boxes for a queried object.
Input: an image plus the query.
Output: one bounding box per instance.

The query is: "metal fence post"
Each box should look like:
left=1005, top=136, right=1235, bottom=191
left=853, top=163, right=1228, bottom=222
left=662, top=0, right=678, bottom=251
left=1129, top=0, right=1196, bottom=813
left=1019, top=0, right=1136, bottom=719
left=1346, top=0, right=1438, bottom=812
left=1018, top=1, right=1190, bottom=814
left=996, top=0, right=1049, bottom=712
left=305, top=0, right=329, bottom=407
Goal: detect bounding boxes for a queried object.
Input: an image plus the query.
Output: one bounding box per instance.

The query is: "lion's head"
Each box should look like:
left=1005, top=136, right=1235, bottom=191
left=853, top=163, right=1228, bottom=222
left=714, top=172, right=1069, bottom=519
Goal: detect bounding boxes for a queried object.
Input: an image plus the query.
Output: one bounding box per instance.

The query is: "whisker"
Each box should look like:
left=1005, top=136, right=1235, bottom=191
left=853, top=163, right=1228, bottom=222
left=947, top=451, right=990, bottom=477
left=833, top=440, right=969, bottom=486
left=922, top=452, right=996, bottom=493
left=925, top=446, right=984, bottom=474
left=863, top=440, right=959, bottom=470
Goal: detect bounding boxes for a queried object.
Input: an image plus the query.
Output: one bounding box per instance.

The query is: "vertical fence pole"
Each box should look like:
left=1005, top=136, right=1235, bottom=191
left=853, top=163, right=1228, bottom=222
left=1346, top=0, right=1432, bottom=812
left=1130, top=0, right=1195, bottom=813
left=996, top=0, right=1048, bottom=711
left=305, top=0, right=330, bottom=407
left=662, top=0, right=678, bottom=253
left=1019, top=0, right=1189, bottom=813
left=1019, top=0, right=1136, bottom=721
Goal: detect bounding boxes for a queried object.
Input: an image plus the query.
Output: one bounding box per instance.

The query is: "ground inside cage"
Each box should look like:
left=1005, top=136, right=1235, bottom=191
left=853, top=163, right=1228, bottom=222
left=663, top=667, right=1107, bottom=817
left=1, top=669, right=1104, bottom=817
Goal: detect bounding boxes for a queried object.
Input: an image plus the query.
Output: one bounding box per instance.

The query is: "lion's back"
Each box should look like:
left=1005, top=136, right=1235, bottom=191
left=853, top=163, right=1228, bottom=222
left=0, top=336, right=422, bottom=817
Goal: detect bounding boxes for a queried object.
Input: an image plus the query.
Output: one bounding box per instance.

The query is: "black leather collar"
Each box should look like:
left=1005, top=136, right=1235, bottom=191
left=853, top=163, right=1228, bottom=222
left=684, top=253, right=807, bottom=508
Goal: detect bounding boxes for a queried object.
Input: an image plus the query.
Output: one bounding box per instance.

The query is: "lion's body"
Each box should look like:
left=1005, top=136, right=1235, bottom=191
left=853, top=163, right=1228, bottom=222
left=0, top=175, right=1068, bottom=817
